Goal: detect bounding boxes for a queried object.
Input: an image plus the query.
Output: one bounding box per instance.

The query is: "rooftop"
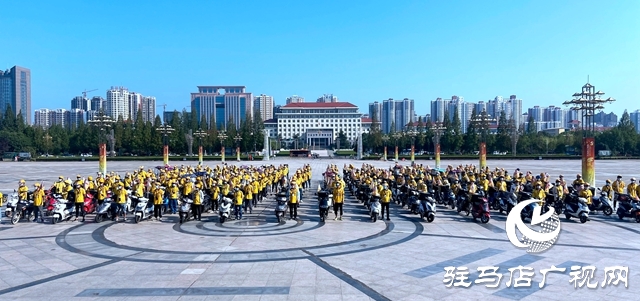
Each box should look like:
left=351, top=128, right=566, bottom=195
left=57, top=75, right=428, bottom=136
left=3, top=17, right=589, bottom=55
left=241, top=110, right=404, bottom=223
left=281, top=102, right=357, bottom=109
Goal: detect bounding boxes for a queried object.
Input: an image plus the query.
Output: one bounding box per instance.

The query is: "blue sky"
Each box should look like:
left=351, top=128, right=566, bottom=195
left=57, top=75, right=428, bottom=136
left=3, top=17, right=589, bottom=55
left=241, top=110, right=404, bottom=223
left=2, top=0, right=638, bottom=119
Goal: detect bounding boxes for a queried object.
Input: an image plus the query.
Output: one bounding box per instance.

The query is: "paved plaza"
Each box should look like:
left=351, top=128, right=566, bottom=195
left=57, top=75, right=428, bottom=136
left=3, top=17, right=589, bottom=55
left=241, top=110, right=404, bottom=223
left=0, top=158, right=638, bottom=300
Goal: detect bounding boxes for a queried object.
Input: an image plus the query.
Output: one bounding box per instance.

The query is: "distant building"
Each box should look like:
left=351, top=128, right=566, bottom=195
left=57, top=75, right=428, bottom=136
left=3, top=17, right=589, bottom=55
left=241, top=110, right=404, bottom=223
left=275, top=102, right=362, bottom=148
left=285, top=95, right=304, bottom=104
left=316, top=94, right=338, bottom=103
left=106, top=87, right=130, bottom=120
left=34, top=109, right=51, bottom=128
left=50, top=109, right=68, bottom=128
left=67, top=108, right=85, bottom=129
left=631, top=110, right=640, bottom=133
left=139, top=96, right=156, bottom=123
left=90, top=96, right=105, bottom=111
left=190, top=86, right=253, bottom=129
left=71, top=96, right=89, bottom=111
left=594, top=111, right=618, bottom=127
left=368, top=101, right=382, bottom=123
left=377, top=98, right=415, bottom=133
left=253, top=94, right=274, bottom=121
left=0, top=66, right=31, bottom=124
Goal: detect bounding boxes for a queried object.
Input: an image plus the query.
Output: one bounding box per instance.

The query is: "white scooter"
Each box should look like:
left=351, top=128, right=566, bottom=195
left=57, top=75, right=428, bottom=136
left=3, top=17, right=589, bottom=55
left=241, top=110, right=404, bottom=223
left=51, top=198, right=75, bottom=224
left=179, top=197, right=193, bottom=223
left=219, top=196, right=232, bottom=223
left=370, top=196, right=382, bottom=222
left=94, top=198, right=114, bottom=223
left=4, top=193, right=19, bottom=217
left=133, top=196, right=153, bottom=223
left=564, top=195, right=590, bottom=223
left=275, top=192, right=288, bottom=223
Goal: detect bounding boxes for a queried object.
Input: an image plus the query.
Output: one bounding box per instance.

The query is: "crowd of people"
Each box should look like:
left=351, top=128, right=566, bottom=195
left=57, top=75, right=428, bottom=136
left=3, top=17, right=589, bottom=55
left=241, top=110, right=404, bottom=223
left=6, top=163, right=313, bottom=223
left=4, top=160, right=639, bottom=224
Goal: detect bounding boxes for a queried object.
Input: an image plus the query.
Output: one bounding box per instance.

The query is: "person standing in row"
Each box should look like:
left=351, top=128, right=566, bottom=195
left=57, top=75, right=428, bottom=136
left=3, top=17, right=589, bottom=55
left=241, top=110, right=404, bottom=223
left=168, top=183, right=179, bottom=214
left=73, top=184, right=86, bottom=222
left=288, top=185, right=298, bottom=220
left=32, top=183, right=45, bottom=223
left=192, top=184, right=203, bottom=221
left=380, top=183, right=391, bottom=221
left=153, top=183, right=164, bottom=221
left=234, top=188, right=244, bottom=220
left=333, top=181, right=344, bottom=221
left=115, top=183, right=127, bottom=222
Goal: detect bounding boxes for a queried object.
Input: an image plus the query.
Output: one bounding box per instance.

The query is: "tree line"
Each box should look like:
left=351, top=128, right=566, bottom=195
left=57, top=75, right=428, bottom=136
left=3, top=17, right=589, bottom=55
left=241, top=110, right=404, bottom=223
left=0, top=106, right=266, bottom=157
left=0, top=104, right=638, bottom=157
left=360, top=108, right=640, bottom=156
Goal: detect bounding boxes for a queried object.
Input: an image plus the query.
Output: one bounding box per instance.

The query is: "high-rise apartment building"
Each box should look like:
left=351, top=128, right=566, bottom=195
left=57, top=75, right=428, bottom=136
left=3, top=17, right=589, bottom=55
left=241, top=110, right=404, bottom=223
left=140, top=96, right=156, bottom=123
left=594, top=111, right=618, bottom=127
left=317, top=94, right=338, bottom=103
left=190, top=86, right=253, bottom=129
left=127, top=92, right=142, bottom=122
left=430, top=98, right=449, bottom=123
left=50, top=109, right=67, bottom=128
left=90, top=96, right=105, bottom=112
left=368, top=101, right=382, bottom=123
left=71, top=96, right=89, bottom=111
left=106, top=86, right=130, bottom=120
left=34, top=109, right=51, bottom=128
left=376, top=98, right=415, bottom=133
left=67, top=109, right=85, bottom=129
left=286, top=95, right=304, bottom=104
left=253, top=94, right=274, bottom=121
left=630, top=110, right=640, bottom=133
left=0, top=66, right=31, bottom=124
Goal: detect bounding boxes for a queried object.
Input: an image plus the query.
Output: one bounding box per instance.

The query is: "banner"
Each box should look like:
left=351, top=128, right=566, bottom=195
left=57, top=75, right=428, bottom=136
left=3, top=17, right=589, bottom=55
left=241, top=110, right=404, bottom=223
left=479, top=142, right=487, bottom=169
left=221, top=146, right=225, bottom=162
left=99, top=143, right=107, bottom=174
left=435, top=143, right=441, bottom=169
left=411, top=144, right=415, bottom=163
left=582, top=137, right=595, bottom=186
left=163, top=145, right=169, bottom=165
left=395, top=146, right=399, bottom=161
left=198, top=146, right=203, bottom=164
left=383, top=146, right=387, bottom=161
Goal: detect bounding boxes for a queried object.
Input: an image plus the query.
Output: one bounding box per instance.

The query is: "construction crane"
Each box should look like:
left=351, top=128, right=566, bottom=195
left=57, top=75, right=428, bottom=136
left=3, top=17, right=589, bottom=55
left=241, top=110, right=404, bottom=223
left=82, top=89, right=98, bottom=99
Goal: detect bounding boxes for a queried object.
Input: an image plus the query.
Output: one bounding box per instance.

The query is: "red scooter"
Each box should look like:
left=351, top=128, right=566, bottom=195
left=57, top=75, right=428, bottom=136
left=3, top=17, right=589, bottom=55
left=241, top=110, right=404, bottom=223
left=471, top=193, right=491, bottom=223
left=83, top=193, right=97, bottom=214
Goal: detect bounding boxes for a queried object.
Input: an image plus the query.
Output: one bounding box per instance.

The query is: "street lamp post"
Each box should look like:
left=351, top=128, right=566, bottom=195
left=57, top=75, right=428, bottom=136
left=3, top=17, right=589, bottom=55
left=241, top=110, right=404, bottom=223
left=431, top=122, right=446, bottom=169
left=407, top=130, right=417, bottom=165
left=563, top=82, right=615, bottom=186
left=42, top=133, right=52, bottom=157
left=218, top=131, right=228, bottom=162
left=382, top=135, right=390, bottom=161
left=193, top=129, right=208, bottom=165
left=509, top=118, right=519, bottom=157
left=156, top=124, right=175, bottom=165
left=392, top=132, right=402, bottom=162
left=234, top=134, right=243, bottom=162
left=88, top=112, right=115, bottom=174
left=471, top=110, right=495, bottom=169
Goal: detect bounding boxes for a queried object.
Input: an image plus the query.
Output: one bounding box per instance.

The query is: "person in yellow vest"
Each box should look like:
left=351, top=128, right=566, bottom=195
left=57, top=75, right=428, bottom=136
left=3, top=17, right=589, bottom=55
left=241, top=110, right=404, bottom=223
left=332, top=181, right=345, bottom=221
left=97, top=180, right=108, bottom=206
left=628, top=178, right=638, bottom=200
left=73, top=184, right=86, bottom=222
left=50, top=176, right=65, bottom=194
left=601, top=180, right=614, bottom=200
left=234, top=188, right=244, bottom=220
left=153, top=182, right=165, bottom=221
left=133, top=181, right=145, bottom=198
left=252, top=178, right=260, bottom=206
left=288, top=185, right=298, bottom=220
left=17, top=179, right=28, bottom=201
left=168, top=183, right=180, bottom=214
left=32, top=183, right=46, bottom=223
left=242, top=182, right=253, bottom=214
left=532, top=183, right=546, bottom=206
left=192, top=184, right=203, bottom=221
left=380, top=183, right=392, bottom=221
left=114, top=183, right=128, bottom=222
left=0, top=190, right=4, bottom=207
left=579, top=183, right=593, bottom=205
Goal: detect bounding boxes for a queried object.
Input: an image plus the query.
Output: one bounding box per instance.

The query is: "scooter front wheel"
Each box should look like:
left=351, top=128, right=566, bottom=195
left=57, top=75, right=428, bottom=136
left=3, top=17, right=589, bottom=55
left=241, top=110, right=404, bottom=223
left=11, top=212, right=20, bottom=225
left=580, top=215, right=588, bottom=223
left=603, top=207, right=613, bottom=216
left=52, top=214, right=60, bottom=224
left=635, top=215, right=640, bottom=223
left=134, top=214, right=141, bottom=223
left=427, top=213, right=435, bottom=223
left=480, top=215, right=490, bottom=224
left=95, top=214, right=103, bottom=223
left=372, top=214, right=377, bottom=222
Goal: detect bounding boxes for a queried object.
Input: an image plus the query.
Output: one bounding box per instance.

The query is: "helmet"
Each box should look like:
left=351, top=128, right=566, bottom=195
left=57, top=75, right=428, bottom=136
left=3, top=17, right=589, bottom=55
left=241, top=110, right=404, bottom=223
left=58, top=176, right=64, bottom=181
left=577, top=174, right=581, bottom=178
left=617, top=175, right=622, bottom=179
left=606, top=179, right=611, bottom=184
left=19, top=179, right=25, bottom=184
left=77, top=175, right=81, bottom=179
left=34, top=183, right=41, bottom=187
left=88, top=176, right=93, bottom=181
left=632, top=178, right=636, bottom=182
